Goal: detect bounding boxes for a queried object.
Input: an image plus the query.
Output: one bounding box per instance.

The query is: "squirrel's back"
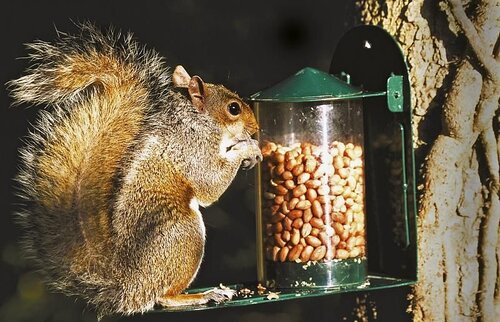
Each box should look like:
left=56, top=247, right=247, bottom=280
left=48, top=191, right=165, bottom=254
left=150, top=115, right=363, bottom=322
left=9, top=23, right=173, bottom=302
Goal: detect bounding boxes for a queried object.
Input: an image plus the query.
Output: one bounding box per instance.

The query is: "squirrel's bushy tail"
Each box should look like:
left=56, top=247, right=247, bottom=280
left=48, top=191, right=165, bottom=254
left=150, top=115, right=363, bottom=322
left=9, top=22, right=171, bottom=312
left=10, top=22, right=171, bottom=107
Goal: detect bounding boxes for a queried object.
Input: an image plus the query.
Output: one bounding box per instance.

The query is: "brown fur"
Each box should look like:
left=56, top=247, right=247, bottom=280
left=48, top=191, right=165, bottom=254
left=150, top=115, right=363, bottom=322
left=9, top=23, right=261, bottom=317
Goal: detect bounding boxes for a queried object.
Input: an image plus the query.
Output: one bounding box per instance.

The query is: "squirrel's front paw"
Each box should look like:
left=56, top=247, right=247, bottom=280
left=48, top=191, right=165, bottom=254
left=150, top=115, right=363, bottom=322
left=226, top=139, right=262, bottom=170
left=202, top=287, right=237, bottom=304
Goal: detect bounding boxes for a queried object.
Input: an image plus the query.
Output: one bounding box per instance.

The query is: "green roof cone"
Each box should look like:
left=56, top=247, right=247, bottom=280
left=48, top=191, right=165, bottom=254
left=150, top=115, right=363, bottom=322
left=249, top=67, right=363, bottom=102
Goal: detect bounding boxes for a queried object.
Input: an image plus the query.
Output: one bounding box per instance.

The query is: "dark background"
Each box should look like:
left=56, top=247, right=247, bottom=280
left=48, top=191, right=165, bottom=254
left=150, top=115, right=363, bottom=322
left=1, top=1, right=412, bottom=321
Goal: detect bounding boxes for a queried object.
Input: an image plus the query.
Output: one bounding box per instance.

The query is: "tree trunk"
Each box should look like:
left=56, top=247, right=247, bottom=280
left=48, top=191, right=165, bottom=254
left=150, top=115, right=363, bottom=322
left=357, top=0, right=499, bottom=321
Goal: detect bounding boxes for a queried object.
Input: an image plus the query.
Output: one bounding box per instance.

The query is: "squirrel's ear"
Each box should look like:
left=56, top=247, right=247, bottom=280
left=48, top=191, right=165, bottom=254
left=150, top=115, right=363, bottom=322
left=173, top=66, right=206, bottom=112
left=172, top=65, right=191, bottom=88
left=188, top=76, right=206, bottom=112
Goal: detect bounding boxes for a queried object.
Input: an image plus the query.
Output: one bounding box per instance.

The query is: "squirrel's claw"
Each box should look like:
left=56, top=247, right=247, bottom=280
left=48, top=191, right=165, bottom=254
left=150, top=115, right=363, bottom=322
left=241, top=153, right=262, bottom=170
left=202, top=287, right=237, bottom=304
left=239, top=139, right=262, bottom=170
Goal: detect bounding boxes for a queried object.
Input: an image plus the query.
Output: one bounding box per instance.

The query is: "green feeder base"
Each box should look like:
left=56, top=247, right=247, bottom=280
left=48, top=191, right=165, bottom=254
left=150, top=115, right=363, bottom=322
left=269, top=257, right=367, bottom=289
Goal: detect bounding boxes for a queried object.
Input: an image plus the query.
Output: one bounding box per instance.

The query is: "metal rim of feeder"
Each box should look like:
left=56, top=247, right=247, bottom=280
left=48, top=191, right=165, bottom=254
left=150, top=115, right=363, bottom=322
left=249, top=67, right=404, bottom=113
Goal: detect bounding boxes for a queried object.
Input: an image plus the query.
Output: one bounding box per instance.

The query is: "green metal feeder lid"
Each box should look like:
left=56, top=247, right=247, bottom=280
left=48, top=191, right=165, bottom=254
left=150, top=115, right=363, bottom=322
left=249, top=67, right=364, bottom=103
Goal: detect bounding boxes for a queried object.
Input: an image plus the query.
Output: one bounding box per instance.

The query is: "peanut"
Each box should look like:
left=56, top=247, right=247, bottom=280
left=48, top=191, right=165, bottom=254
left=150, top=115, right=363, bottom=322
left=275, top=163, right=285, bottom=176
left=318, top=231, right=329, bottom=245
left=304, top=179, right=321, bottom=189
left=305, top=188, right=317, bottom=202
left=297, top=172, right=311, bottom=184
left=288, top=198, right=299, bottom=210
left=336, top=249, right=349, bottom=259
left=283, top=217, right=293, bottom=231
left=282, top=230, right=291, bottom=242
left=311, top=200, right=323, bottom=217
left=285, top=159, right=297, bottom=171
left=305, top=235, right=322, bottom=247
left=279, top=246, right=290, bottom=262
left=349, top=247, right=361, bottom=258
left=288, top=244, right=303, bottom=261
left=301, top=222, right=312, bottom=237
left=288, top=209, right=302, bottom=220
left=310, top=217, right=325, bottom=229
left=282, top=171, right=293, bottom=180
left=274, top=233, right=286, bottom=247
left=284, top=179, right=296, bottom=190
left=270, top=212, right=285, bottom=224
left=292, top=164, right=304, bottom=176
left=303, top=208, right=313, bottom=223
left=292, top=184, right=307, bottom=197
left=296, top=200, right=311, bottom=210
left=290, top=228, right=301, bottom=245
left=272, top=246, right=280, bottom=261
left=292, top=218, right=303, bottom=229
left=310, top=245, right=327, bottom=261
left=305, top=158, right=317, bottom=173
left=275, top=185, right=287, bottom=195
left=300, top=245, right=314, bottom=261
left=280, top=201, right=290, bottom=215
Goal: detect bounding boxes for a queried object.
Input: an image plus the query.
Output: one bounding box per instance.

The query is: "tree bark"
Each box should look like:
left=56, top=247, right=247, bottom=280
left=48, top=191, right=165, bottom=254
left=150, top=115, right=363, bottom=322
left=357, top=0, right=499, bottom=321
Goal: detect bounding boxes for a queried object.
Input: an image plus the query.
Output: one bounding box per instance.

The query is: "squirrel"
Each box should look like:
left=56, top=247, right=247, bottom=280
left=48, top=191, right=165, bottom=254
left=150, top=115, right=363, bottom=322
left=8, top=23, right=262, bottom=317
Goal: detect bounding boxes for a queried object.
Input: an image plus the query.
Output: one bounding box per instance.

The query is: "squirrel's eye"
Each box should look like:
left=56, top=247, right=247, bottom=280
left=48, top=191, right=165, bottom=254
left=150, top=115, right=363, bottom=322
left=228, top=102, right=241, bottom=116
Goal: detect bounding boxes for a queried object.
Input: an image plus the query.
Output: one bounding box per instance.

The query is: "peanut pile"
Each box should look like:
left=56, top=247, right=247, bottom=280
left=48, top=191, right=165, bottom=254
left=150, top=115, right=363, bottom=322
left=261, top=141, right=366, bottom=263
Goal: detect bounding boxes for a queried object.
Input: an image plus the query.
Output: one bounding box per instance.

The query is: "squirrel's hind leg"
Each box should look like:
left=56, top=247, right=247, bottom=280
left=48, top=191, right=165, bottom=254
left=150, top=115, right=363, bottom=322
left=157, top=287, right=236, bottom=308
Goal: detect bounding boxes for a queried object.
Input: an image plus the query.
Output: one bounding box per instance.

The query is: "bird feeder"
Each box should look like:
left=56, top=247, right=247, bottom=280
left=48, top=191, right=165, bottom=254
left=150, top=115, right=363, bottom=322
left=250, top=25, right=417, bottom=291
